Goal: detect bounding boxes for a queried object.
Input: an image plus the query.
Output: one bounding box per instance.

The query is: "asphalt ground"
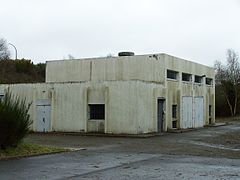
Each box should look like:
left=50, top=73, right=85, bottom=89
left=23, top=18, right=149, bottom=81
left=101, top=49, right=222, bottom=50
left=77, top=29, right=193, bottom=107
left=1, top=121, right=240, bottom=179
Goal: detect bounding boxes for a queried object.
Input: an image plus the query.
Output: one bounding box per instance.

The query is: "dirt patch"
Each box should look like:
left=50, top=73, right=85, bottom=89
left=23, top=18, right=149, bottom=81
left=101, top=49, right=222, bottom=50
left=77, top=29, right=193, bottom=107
left=204, top=131, right=240, bottom=149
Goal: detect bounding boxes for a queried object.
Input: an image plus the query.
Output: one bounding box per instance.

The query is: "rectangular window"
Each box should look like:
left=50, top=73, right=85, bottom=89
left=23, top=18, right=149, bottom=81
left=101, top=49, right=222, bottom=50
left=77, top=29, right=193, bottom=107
left=167, top=70, right=178, bottom=80
left=172, top=120, right=177, bottom=128
left=182, top=73, right=192, bottom=82
left=206, top=78, right=213, bottom=85
left=172, top=105, right=177, bottom=118
left=89, top=104, right=105, bottom=120
left=194, top=75, right=202, bottom=83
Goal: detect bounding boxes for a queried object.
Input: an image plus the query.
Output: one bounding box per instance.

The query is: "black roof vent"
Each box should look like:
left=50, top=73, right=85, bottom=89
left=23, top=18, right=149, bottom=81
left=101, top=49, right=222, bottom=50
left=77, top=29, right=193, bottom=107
left=118, top=52, right=135, bottom=57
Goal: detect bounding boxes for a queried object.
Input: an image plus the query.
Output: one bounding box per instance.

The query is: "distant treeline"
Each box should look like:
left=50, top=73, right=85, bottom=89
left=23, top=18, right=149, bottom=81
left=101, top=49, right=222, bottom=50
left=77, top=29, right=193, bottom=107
left=0, top=59, right=45, bottom=84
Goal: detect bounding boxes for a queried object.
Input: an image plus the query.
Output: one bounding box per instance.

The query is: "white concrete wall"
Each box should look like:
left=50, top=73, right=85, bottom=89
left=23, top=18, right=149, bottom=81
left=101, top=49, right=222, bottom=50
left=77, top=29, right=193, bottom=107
left=163, top=54, right=215, bottom=129
left=0, top=53, right=215, bottom=134
left=46, top=60, right=91, bottom=82
left=46, top=55, right=165, bottom=84
left=0, top=81, right=165, bottom=134
left=0, top=83, right=87, bottom=132
left=106, top=81, right=164, bottom=134
left=46, top=53, right=214, bottom=85
left=165, top=80, right=215, bottom=129
left=163, top=54, right=214, bottom=78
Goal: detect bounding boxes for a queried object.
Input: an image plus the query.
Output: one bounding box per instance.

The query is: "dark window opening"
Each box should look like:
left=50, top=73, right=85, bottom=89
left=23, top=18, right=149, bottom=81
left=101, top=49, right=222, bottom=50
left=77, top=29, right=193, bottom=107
left=167, top=70, right=178, bottom=80
left=209, top=118, right=212, bottom=124
left=182, top=73, right=192, bottom=82
left=209, top=105, right=212, bottom=116
left=89, top=104, right=105, bottom=120
left=172, top=120, right=177, bottom=128
left=172, top=105, right=177, bottom=118
left=206, top=78, right=213, bottom=85
left=194, top=75, right=202, bottom=83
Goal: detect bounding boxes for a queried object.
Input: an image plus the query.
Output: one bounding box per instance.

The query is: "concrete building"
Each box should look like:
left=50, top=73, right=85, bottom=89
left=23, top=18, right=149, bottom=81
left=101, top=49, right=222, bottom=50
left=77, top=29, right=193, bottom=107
left=0, top=53, right=215, bottom=134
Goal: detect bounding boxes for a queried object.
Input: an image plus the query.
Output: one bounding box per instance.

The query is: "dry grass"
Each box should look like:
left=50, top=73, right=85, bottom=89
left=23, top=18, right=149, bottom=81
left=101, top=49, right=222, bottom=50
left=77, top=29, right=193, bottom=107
left=0, top=143, right=67, bottom=160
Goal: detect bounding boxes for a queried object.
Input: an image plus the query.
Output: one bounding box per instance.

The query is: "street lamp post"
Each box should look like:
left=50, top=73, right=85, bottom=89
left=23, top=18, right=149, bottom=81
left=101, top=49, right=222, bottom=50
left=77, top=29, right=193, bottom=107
left=8, top=43, right=17, bottom=60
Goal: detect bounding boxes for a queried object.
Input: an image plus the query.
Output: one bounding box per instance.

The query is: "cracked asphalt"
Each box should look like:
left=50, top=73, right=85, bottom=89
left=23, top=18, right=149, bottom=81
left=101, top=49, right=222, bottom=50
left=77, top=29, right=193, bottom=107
left=1, top=121, right=240, bottom=179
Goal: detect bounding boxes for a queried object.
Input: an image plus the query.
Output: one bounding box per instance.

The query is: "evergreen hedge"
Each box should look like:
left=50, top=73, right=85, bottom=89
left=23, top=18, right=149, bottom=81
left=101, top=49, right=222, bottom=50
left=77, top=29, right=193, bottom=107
left=0, top=92, right=32, bottom=149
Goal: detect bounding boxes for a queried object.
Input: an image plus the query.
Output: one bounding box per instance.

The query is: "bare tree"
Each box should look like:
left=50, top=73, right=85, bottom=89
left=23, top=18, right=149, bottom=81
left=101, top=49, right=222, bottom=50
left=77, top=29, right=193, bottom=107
left=0, top=38, right=10, bottom=60
left=215, top=49, right=240, bottom=116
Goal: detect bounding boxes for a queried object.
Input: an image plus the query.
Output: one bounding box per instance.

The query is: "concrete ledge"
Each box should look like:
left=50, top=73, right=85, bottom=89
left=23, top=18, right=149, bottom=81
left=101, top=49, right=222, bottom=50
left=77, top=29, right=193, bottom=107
left=206, top=123, right=227, bottom=127
left=29, top=132, right=163, bottom=138
left=167, top=128, right=197, bottom=133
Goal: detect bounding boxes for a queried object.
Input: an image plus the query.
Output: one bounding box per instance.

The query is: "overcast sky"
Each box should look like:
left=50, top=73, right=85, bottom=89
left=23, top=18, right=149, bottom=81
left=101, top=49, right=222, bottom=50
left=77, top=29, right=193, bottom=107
left=1, top=0, right=240, bottom=66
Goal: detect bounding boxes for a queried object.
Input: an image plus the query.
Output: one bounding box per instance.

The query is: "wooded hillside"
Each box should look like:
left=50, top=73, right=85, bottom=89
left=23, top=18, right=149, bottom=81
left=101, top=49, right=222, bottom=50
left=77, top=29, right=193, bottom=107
left=0, top=59, right=45, bottom=84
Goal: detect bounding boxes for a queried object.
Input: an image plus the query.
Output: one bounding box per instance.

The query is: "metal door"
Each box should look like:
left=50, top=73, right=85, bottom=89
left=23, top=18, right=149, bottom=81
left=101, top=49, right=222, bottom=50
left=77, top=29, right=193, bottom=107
left=36, top=99, right=51, bottom=132
left=157, top=99, right=165, bottom=133
left=193, top=97, right=204, bottom=128
left=181, top=96, right=193, bottom=128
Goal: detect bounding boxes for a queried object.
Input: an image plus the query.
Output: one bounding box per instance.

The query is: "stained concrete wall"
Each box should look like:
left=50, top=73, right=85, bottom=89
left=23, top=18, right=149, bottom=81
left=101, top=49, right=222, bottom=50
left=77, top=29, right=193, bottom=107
left=46, top=53, right=214, bottom=84
left=46, top=55, right=165, bottom=83
left=0, top=81, right=165, bottom=134
left=0, top=53, right=215, bottom=134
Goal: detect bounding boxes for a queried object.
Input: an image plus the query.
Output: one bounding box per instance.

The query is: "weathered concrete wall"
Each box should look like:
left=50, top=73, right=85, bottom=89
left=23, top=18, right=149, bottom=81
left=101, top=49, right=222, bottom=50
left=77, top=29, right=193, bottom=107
left=0, top=83, right=87, bottom=132
left=0, top=53, right=215, bottom=134
left=0, top=81, right=165, bottom=134
left=46, top=60, right=91, bottom=82
left=165, top=80, right=215, bottom=129
left=106, top=81, right=165, bottom=134
left=46, top=55, right=165, bottom=84
left=163, top=54, right=214, bottom=78
left=46, top=53, right=214, bottom=85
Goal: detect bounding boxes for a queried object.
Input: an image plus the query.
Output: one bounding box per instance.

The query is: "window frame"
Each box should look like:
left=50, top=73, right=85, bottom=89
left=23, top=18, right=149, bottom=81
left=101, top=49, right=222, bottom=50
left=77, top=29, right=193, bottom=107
left=88, top=104, right=105, bottom=120
left=206, top=78, right=213, bottom=85
left=194, top=75, right=203, bottom=83
left=182, top=73, right=192, bottom=82
left=167, top=69, right=179, bottom=80
left=172, top=120, right=177, bottom=129
left=172, top=104, right=177, bottom=119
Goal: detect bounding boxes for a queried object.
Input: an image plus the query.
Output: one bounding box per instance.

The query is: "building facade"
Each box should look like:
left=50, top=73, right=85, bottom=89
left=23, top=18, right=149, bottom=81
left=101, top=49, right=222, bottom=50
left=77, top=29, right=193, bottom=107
left=0, top=53, right=215, bottom=134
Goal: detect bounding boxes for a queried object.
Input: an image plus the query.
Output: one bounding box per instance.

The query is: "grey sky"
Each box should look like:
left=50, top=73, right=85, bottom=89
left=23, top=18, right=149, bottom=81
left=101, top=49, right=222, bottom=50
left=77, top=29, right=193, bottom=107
left=1, top=0, right=240, bottom=66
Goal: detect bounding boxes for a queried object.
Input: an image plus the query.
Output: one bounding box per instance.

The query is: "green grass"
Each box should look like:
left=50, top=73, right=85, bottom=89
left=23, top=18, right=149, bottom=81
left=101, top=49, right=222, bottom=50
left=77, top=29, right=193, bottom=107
left=0, top=143, right=67, bottom=160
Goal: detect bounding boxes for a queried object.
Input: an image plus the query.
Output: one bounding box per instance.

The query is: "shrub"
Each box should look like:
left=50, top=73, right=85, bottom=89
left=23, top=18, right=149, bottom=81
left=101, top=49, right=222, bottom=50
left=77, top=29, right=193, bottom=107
left=36, top=63, right=46, bottom=80
left=0, top=92, right=32, bottom=149
left=15, top=59, right=34, bottom=74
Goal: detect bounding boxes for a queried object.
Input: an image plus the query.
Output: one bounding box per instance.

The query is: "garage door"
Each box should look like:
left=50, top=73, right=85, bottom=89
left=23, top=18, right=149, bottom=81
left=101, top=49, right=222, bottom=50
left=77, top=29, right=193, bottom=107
left=181, top=96, right=193, bottom=128
left=193, top=97, right=204, bottom=128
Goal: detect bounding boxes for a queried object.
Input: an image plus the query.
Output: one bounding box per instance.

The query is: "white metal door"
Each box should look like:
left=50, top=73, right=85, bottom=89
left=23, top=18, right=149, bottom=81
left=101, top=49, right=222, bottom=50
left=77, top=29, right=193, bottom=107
left=36, top=99, right=51, bottom=132
left=181, top=96, right=193, bottom=128
left=193, top=97, right=204, bottom=128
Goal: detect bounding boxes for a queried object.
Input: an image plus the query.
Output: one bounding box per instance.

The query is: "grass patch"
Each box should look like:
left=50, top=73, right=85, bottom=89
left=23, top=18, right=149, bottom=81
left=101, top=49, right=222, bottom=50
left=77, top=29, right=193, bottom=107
left=0, top=143, right=67, bottom=160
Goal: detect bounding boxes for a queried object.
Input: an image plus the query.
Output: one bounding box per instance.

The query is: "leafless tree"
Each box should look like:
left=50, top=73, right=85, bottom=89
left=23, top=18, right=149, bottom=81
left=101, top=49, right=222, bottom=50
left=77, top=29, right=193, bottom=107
left=215, top=49, right=240, bottom=116
left=0, top=38, right=10, bottom=60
